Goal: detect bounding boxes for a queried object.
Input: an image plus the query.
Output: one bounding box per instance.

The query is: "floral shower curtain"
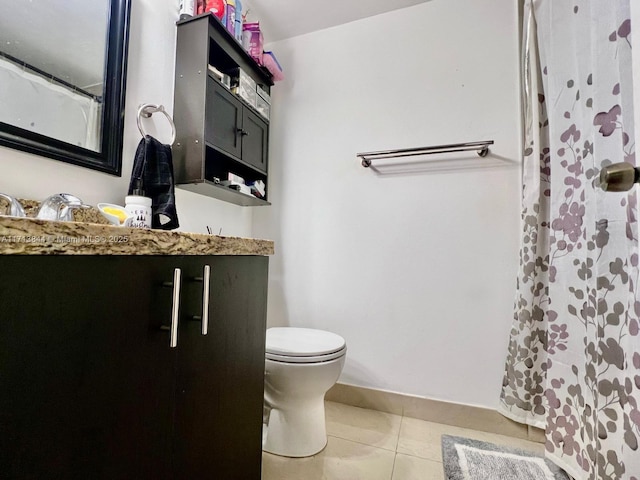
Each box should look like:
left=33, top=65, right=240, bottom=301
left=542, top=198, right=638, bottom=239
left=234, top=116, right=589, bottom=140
left=499, top=1, right=638, bottom=479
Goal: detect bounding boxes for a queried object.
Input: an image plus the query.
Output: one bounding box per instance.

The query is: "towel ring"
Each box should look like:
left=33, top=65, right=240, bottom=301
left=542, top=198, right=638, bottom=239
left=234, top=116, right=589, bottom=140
left=137, top=103, right=176, bottom=145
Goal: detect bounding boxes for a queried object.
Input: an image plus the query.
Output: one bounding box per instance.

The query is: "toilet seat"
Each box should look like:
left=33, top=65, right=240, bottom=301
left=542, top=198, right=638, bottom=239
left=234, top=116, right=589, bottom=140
left=266, top=347, right=346, bottom=363
left=266, top=327, right=347, bottom=364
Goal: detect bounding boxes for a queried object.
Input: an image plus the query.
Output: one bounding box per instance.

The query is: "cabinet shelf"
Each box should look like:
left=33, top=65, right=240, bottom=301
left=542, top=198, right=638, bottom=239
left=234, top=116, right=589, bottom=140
left=178, top=180, right=270, bottom=207
left=174, top=13, right=271, bottom=206
left=205, top=141, right=265, bottom=173
left=177, top=12, right=273, bottom=87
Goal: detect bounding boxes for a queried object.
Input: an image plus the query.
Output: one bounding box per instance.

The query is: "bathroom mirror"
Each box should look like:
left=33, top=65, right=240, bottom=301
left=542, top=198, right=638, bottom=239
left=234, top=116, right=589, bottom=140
left=0, top=0, right=131, bottom=176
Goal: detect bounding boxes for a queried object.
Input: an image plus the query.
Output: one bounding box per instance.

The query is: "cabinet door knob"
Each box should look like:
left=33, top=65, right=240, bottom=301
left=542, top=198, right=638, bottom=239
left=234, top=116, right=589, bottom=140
left=237, top=128, right=249, bottom=136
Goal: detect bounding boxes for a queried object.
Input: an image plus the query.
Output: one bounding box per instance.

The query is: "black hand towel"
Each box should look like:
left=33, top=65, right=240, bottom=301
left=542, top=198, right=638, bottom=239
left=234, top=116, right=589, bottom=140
left=128, top=135, right=179, bottom=230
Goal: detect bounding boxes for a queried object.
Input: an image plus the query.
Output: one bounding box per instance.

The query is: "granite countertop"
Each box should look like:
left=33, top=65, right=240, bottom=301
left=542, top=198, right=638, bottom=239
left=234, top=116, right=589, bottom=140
left=0, top=207, right=274, bottom=256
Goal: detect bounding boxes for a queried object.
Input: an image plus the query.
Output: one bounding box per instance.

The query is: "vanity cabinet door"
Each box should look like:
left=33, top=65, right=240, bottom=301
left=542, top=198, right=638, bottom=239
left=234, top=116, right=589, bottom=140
left=173, top=255, right=269, bottom=480
left=0, top=256, right=177, bottom=480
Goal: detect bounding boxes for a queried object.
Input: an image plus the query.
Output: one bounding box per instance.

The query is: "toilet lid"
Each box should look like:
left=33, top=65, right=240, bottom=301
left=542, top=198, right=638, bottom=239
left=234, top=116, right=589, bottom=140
left=266, top=327, right=346, bottom=360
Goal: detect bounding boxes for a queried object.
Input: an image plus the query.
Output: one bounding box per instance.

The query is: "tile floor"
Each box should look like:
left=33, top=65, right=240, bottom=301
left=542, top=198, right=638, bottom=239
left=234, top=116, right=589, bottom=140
left=262, top=401, right=545, bottom=480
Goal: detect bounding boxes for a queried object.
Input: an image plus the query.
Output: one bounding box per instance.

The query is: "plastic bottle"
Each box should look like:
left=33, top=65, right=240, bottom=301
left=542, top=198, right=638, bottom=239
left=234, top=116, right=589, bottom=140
left=125, top=180, right=152, bottom=228
left=204, top=0, right=225, bottom=20
left=225, top=0, right=236, bottom=35
left=179, top=0, right=195, bottom=20
left=234, top=0, right=243, bottom=41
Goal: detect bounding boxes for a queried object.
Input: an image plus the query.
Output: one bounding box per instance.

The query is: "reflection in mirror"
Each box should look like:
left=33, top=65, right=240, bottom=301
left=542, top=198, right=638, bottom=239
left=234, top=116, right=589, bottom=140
left=0, top=0, right=131, bottom=175
left=0, top=1, right=108, bottom=152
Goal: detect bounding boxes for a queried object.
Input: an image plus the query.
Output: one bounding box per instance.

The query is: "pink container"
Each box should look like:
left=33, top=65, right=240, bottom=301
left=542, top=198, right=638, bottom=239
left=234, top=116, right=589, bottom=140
left=263, top=51, right=284, bottom=82
left=242, top=22, right=263, bottom=64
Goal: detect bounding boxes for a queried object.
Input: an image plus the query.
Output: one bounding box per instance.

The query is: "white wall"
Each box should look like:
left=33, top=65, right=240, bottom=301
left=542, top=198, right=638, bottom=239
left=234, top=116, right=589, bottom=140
left=0, top=0, right=253, bottom=238
left=254, top=0, right=522, bottom=408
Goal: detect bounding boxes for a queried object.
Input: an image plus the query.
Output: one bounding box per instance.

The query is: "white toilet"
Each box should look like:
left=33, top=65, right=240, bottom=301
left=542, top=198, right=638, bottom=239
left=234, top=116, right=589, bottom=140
left=263, top=327, right=347, bottom=457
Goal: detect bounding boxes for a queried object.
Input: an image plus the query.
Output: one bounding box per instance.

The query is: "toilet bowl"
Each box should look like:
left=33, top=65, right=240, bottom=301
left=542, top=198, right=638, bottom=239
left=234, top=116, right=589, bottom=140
left=263, top=327, right=346, bottom=457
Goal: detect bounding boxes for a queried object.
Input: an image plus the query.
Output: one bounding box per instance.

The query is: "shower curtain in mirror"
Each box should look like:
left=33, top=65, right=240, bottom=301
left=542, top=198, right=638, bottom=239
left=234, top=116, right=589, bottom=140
left=499, top=1, right=638, bottom=478
left=0, top=56, right=100, bottom=150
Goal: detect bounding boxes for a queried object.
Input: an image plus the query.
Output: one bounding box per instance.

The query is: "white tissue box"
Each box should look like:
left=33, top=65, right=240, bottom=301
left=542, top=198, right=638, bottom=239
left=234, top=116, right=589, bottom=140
left=238, top=184, right=252, bottom=196
left=227, top=172, right=244, bottom=184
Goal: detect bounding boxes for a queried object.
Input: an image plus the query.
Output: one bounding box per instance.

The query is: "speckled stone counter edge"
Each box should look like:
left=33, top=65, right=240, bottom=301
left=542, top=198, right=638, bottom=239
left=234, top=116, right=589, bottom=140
left=0, top=217, right=274, bottom=256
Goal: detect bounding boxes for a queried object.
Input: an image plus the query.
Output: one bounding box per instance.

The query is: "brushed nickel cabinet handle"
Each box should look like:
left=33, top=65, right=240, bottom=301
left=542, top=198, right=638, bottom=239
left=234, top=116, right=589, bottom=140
left=201, top=265, right=211, bottom=335
left=162, top=268, right=182, bottom=348
left=170, top=268, right=182, bottom=347
left=193, top=265, right=211, bottom=335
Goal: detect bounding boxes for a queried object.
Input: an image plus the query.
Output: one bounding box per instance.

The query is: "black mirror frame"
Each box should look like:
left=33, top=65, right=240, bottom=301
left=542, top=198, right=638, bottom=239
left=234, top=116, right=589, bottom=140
left=0, top=0, right=131, bottom=176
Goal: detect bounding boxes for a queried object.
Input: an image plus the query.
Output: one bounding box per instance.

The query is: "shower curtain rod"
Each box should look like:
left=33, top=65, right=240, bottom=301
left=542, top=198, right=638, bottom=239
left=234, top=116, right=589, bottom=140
left=357, top=140, right=494, bottom=168
left=0, top=50, right=102, bottom=102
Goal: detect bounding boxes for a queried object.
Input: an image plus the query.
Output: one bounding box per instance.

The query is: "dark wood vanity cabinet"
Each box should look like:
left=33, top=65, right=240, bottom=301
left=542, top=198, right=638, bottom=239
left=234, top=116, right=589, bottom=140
left=0, top=255, right=268, bottom=480
left=174, top=256, right=268, bottom=480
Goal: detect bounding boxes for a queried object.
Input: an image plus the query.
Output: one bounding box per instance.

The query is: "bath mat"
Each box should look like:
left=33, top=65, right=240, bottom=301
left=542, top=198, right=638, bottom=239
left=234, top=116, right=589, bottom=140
left=441, top=435, right=570, bottom=480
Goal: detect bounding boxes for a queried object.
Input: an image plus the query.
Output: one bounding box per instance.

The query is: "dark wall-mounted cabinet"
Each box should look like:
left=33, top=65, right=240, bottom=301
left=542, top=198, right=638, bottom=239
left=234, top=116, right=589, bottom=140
left=0, top=255, right=268, bottom=479
left=174, top=13, right=272, bottom=207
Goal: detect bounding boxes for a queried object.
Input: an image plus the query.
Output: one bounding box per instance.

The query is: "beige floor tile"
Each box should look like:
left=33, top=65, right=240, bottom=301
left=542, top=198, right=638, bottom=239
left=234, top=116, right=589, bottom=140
left=262, top=435, right=395, bottom=480
left=397, top=417, right=545, bottom=462
left=392, top=454, right=444, bottom=480
left=396, top=417, right=446, bottom=462
left=325, top=401, right=402, bottom=451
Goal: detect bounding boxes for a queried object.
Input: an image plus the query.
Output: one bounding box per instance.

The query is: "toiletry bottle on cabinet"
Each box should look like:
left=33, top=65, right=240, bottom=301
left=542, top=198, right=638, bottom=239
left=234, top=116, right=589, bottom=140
left=225, top=0, right=236, bottom=34
left=179, top=0, right=195, bottom=19
left=234, top=0, right=243, bottom=41
left=205, top=0, right=225, bottom=20
left=125, top=180, right=152, bottom=228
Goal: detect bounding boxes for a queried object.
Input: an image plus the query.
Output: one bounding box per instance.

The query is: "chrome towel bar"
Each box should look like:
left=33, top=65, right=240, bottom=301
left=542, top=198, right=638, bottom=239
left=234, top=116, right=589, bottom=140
left=357, top=140, right=494, bottom=168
